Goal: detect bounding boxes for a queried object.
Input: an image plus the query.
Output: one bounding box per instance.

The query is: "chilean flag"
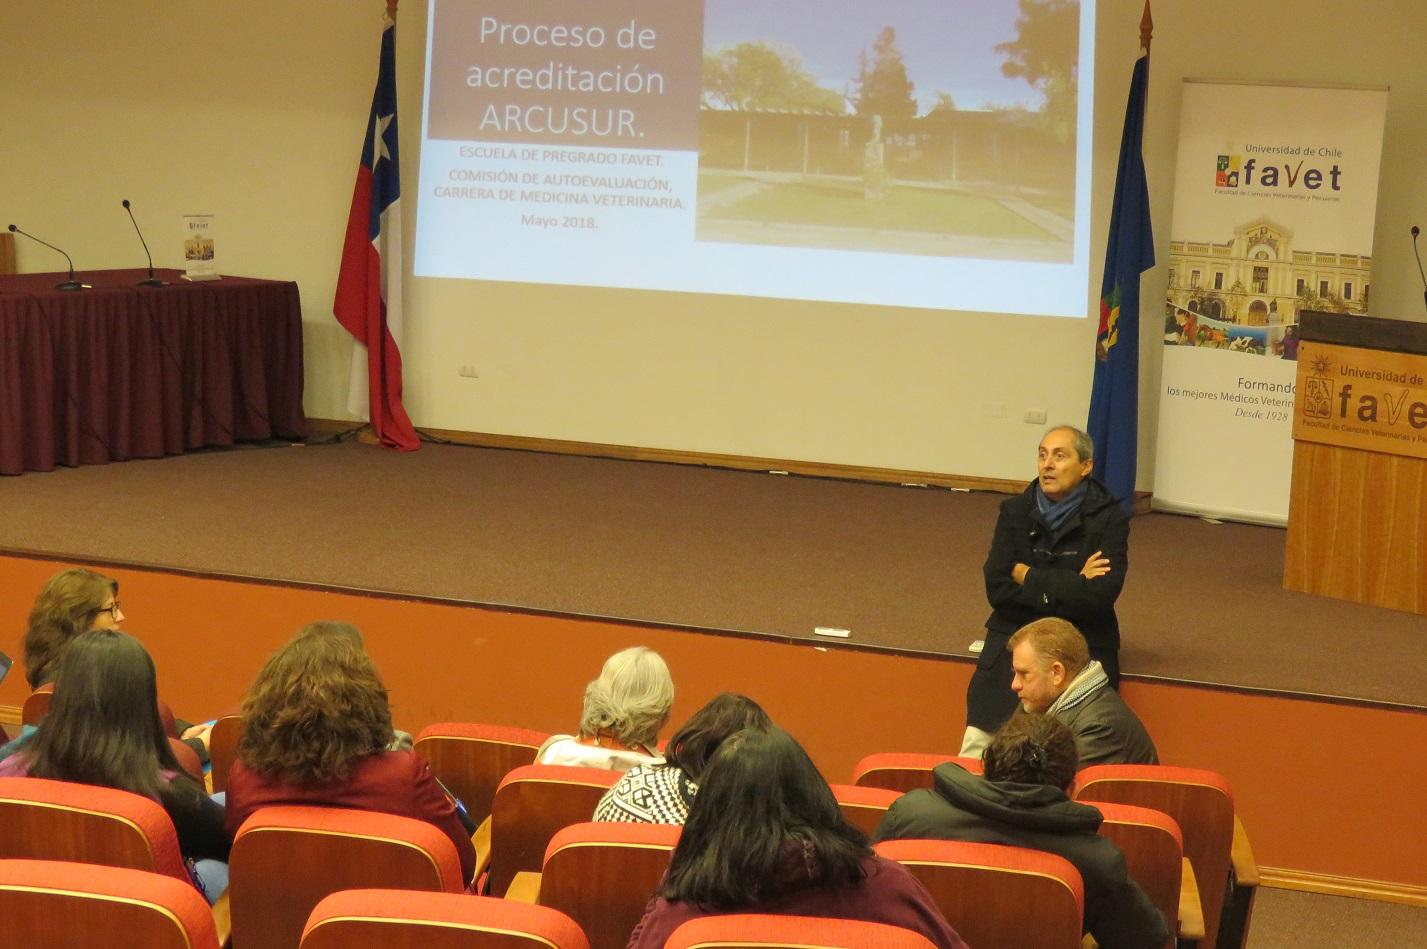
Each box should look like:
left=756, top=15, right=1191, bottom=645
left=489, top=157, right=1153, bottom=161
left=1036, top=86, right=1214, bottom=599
left=334, top=15, right=419, bottom=451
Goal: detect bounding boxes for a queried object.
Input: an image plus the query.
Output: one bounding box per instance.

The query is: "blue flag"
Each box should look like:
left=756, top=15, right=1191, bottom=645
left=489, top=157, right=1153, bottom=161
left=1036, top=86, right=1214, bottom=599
left=1087, top=53, right=1154, bottom=507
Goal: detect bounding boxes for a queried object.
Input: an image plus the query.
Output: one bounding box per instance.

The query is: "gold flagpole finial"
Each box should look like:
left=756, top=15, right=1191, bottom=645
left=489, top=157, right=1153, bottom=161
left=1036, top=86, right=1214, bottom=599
left=387, top=0, right=399, bottom=21
left=1140, top=1, right=1154, bottom=54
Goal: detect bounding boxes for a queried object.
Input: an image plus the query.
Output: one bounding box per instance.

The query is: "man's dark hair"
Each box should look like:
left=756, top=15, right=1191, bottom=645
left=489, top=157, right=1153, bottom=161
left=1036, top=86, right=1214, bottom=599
left=983, top=713, right=1079, bottom=791
left=662, top=726, right=870, bottom=908
left=663, top=692, right=771, bottom=783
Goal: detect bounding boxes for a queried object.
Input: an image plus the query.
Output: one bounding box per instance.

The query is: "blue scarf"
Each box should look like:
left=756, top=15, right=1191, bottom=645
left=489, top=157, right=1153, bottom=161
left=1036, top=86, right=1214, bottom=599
left=1035, top=480, right=1088, bottom=535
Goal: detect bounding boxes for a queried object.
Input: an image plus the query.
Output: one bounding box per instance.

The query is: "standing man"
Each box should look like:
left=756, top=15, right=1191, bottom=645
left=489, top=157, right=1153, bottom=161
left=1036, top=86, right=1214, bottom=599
left=961, top=425, right=1130, bottom=757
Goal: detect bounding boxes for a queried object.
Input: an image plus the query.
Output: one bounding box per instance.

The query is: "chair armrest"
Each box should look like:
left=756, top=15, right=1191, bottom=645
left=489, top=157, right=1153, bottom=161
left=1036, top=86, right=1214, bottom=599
left=471, top=814, right=492, bottom=885
left=1231, top=816, right=1259, bottom=887
left=1178, top=856, right=1205, bottom=941
left=506, top=871, right=542, bottom=903
left=212, top=888, right=232, bottom=947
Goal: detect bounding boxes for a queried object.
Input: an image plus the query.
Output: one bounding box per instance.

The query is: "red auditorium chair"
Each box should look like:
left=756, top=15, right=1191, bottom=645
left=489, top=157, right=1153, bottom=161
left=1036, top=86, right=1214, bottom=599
left=229, top=804, right=466, bottom=949
left=414, top=722, right=550, bottom=826
left=829, top=783, right=901, bottom=837
left=0, top=777, right=230, bottom=940
left=206, top=713, right=245, bottom=794
left=21, top=688, right=51, bottom=725
left=0, top=776, right=192, bottom=882
left=875, top=838, right=1083, bottom=949
left=302, top=888, right=590, bottom=949
left=664, top=914, right=940, bottom=949
left=506, top=821, right=679, bottom=949
left=0, top=858, right=220, bottom=949
left=485, top=764, right=619, bottom=896
left=1071, top=764, right=1258, bottom=949
left=168, top=737, right=204, bottom=781
left=850, top=753, right=983, bottom=793
left=1091, top=800, right=1203, bottom=946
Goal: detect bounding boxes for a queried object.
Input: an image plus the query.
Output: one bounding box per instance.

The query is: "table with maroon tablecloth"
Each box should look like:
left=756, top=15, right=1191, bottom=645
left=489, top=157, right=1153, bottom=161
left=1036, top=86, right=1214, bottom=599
left=0, top=269, right=306, bottom=475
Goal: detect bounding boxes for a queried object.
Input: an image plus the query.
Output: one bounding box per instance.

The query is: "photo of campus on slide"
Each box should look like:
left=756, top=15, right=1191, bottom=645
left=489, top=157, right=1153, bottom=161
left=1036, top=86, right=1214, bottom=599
left=1163, top=218, right=1373, bottom=361
left=696, top=0, right=1079, bottom=261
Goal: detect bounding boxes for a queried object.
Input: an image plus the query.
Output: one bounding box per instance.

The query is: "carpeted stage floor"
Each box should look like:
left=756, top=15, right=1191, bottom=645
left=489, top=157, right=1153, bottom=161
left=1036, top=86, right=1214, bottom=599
left=1, top=440, right=1421, bottom=709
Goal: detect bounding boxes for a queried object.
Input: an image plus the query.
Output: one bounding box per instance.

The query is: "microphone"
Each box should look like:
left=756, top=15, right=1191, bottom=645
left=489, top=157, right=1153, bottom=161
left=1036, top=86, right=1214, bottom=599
left=7, top=224, right=87, bottom=290
left=122, top=199, right=166, bottom=287
left=1412, top=226, right=1427, bottom=314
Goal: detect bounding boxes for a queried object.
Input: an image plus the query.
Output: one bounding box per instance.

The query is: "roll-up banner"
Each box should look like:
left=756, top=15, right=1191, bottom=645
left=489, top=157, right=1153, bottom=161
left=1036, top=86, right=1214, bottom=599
left=1152, top=81, right=1387, bottom=525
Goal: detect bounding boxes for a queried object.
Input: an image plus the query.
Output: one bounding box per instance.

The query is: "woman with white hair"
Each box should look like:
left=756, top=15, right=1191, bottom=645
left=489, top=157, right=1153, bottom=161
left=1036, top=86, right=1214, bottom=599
left=537, top=646, right=673, bottom=771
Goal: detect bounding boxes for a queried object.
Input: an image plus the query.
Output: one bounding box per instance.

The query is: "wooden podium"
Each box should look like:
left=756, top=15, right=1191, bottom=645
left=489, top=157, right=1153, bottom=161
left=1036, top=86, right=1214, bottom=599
left=1284, top=310, right=1427, bottom=615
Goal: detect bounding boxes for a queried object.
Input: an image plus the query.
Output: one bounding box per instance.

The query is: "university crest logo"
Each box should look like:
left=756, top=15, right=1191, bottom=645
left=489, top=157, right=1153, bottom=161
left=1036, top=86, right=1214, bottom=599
left=1216, top=154, right=1241, bottom=188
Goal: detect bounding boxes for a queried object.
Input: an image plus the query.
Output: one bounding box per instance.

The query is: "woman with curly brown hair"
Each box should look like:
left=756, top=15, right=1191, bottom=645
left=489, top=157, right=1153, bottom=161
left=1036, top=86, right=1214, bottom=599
left=223, top=622, right=475, bottom=883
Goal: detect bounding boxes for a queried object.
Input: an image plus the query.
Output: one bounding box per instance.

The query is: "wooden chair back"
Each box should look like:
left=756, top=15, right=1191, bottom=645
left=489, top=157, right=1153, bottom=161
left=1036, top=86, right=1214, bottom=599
left=0, top=858, right=219, bottom=949
left=206, top=714, right=244, bottom=794
left=21, top=688, right=51, bottom=726
left=850, top=753, right=982, bottom=793
left=230, top=804, right=465, bottom=949
left=538, top=821, right=679, bottom=949
left=302, top=889, right=590, bottom=949
left=875, top=838, right=1083, bottom=949
left=1091, top=800, right=1184, bottom=946
left=167, top=737, right=203, bottom=780
left=0, top=776, right=189, bottom=881
left=828, top=783, right=901, bottom=838
left=487, top=764, right=619, bottom=896
left=1072, top=764, right=1235, bottom=949
left=414, top=722, right=549, bottom=824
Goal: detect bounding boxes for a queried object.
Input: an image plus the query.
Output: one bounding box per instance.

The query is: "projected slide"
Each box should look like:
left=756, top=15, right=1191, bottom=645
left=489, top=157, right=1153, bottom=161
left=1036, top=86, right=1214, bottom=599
left=416, top=0, right=1094, bottom=316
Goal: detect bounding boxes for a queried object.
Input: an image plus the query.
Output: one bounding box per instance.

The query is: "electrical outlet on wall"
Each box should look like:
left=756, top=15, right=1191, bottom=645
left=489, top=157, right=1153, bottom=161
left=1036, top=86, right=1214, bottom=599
left=1023, top=408, right=1047, bottom=424
left=458, top=365, right=479, bottom=378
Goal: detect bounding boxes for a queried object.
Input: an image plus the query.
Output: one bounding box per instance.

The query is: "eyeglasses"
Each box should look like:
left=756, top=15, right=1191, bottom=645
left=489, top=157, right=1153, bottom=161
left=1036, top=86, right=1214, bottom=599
left=96, top=601, right=122, bottom=617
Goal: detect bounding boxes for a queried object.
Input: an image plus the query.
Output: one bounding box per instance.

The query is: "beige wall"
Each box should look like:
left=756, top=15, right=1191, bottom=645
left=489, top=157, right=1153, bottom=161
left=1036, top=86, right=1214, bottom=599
left=6, top=0, right=1426, bottom=484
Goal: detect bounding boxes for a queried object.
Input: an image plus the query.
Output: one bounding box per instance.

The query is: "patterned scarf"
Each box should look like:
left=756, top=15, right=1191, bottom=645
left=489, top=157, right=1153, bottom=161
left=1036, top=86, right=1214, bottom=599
left=1048, top=660, right=1108, bottom=716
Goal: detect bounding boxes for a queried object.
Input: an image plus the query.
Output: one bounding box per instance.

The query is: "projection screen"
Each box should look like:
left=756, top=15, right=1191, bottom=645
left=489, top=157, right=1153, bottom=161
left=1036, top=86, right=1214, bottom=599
left=415, top=0, right=1095, bottom=316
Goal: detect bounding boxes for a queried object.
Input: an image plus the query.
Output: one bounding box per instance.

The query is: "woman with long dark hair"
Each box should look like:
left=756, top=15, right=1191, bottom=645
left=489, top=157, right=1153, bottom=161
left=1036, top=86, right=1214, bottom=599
left=0, top=629, right=230, bottom=901
left=224, top=622, right=476, bottom=883
left=595, top=692, right=770, bottom=824
left=627, top=727, right=967, bottom=949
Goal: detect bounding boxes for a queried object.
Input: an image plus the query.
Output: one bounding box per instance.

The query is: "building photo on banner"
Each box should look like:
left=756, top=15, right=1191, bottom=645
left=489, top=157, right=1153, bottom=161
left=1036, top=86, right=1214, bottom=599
left=1152, top=80, right=1388, bottom=525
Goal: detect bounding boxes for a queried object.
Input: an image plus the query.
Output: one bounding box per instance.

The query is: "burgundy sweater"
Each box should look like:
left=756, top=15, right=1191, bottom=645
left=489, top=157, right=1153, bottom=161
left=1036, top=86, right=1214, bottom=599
left=225, top=749, right=475, bottom=883
left=627, top=853, right=968, bottom=949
